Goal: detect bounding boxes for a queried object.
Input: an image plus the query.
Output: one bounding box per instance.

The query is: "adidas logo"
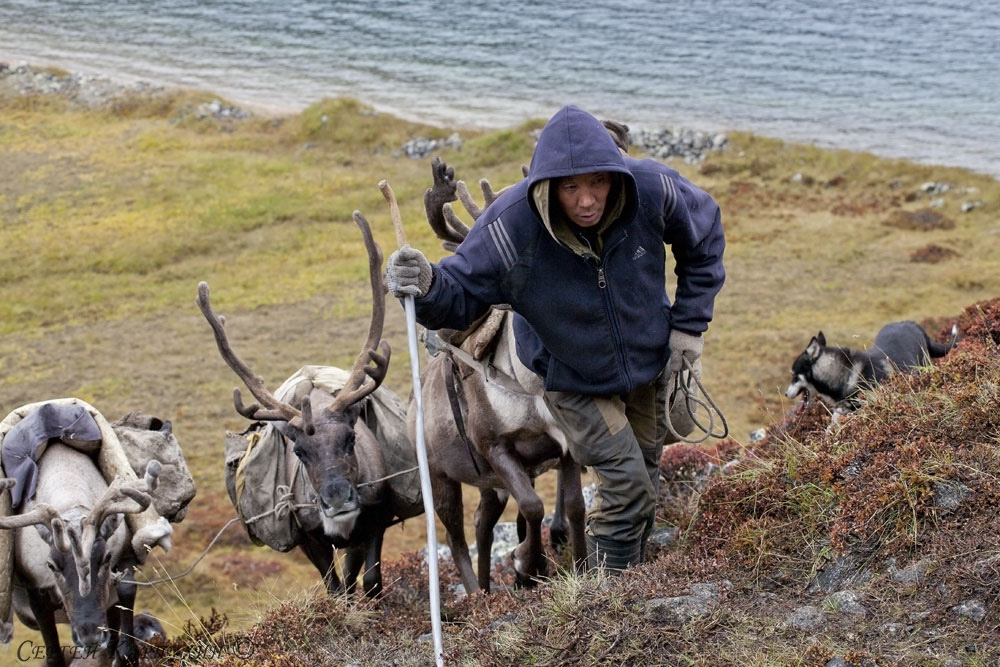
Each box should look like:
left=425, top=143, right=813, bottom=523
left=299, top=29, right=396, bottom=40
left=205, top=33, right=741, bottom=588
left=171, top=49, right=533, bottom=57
left=632, top=245, right=647, bottom=260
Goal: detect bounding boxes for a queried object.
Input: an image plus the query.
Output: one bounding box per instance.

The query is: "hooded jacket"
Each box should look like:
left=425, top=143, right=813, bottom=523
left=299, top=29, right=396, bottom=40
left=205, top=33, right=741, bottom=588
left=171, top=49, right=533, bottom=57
left=413, top=105, right=726, bottom=395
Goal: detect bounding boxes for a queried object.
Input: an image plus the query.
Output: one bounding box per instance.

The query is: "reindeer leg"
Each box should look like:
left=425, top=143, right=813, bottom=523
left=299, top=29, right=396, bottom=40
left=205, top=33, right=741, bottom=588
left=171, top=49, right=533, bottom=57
left=27, top=587, right=66, bottom=667
left=361, top=527, right=386, bottom=598
left=113, top=569, right=139, bottom=667
left=343, top=545, right=364, bottom=596
left=486, top=447, right=546, bottom=587
left=549, top=469, right=569, bottom=553
left=300, top=533, right=343, bottom=595
left=474, top=487, right=507, bottom=593
left=435, top=477, right=479, bottom=595
left=558, top=456, right=588, bottom=573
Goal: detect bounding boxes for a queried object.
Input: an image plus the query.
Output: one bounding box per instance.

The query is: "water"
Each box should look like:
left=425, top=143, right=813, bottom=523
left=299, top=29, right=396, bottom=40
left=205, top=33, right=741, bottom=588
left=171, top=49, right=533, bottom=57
left=1, top=0, right=997, bottom=177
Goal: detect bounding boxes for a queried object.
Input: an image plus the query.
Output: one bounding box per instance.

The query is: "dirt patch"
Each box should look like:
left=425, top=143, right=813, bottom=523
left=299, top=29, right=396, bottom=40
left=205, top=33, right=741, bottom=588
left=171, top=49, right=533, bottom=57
left=883, top=208, right=955, bottom=231
left=909, top=243, right=959, bottom=263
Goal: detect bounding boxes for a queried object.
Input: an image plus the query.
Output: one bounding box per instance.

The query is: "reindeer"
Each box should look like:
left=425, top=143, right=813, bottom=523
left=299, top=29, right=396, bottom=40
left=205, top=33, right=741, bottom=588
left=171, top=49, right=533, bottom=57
left=0, top=447, right=161, bottom=667
left=407, top=158, right=588, bottom=594
left=197, top=211, right=422, bottom=597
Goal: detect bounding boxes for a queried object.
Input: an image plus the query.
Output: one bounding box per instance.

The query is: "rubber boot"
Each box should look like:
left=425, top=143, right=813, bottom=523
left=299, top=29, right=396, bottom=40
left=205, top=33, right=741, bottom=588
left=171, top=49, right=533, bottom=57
left=586, top=534, right=643, bottom=575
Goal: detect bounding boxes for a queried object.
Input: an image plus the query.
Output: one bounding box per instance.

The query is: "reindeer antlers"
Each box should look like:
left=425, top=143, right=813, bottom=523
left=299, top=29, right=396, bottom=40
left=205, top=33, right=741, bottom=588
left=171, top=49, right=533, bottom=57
left=196, top=281, right=304, bottom=428
left=0, top=484, right=71, bottom=552
left=330, top=211, right=391, bottom=412
left=425, top=158, right=522, bottom=251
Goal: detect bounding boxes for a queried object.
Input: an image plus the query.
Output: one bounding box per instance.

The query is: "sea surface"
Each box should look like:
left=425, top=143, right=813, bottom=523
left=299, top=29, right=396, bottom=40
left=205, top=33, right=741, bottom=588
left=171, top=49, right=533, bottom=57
left=1, top=0, right=997, bottom=177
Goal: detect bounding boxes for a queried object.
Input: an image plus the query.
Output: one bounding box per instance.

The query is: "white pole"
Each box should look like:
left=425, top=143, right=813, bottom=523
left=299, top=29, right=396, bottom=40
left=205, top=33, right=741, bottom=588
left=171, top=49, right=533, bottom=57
left=379, top=180, right=444, bottom=667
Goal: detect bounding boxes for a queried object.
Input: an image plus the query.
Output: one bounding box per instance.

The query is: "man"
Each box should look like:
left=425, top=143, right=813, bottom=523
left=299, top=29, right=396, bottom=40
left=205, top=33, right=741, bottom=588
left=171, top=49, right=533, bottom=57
left=386, top=105, right=725, bottom=572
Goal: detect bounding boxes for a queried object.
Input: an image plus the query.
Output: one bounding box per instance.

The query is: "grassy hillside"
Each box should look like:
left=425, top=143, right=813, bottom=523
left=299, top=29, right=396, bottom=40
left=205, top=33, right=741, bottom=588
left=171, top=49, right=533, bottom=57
left=1, top=65, right=998, bottom=663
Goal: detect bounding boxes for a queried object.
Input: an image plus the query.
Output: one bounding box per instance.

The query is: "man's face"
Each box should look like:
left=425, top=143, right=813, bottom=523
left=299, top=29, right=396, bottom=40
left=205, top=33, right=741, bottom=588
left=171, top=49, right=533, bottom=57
left=555, top=172, right=612, bottom=228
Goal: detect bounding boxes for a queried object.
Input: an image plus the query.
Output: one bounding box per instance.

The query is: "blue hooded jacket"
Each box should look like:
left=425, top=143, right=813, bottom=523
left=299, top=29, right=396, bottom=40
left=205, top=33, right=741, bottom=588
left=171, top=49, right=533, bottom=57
left=413, top=105, right=726, bottom=395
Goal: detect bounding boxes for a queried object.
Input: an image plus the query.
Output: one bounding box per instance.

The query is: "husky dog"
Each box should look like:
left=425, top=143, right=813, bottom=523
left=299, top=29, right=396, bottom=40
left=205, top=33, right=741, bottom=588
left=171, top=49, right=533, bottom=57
left=786, top=321, right=958, bottom=418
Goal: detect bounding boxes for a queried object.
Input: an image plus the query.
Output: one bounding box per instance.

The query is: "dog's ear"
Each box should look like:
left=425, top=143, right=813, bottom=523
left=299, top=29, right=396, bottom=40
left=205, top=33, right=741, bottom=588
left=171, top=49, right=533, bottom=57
left=806, top=334, right=824, bottom=359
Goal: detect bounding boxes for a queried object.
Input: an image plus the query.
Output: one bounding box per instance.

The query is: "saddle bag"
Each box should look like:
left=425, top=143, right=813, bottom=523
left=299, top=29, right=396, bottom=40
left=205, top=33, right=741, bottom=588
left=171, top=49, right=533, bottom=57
left=224, top=422, right=302, bottom=553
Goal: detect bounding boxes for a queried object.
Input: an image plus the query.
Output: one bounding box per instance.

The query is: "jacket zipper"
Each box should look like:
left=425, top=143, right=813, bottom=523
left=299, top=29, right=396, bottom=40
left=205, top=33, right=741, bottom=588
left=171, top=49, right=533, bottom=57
left=587, top=233, right=630, bottom=387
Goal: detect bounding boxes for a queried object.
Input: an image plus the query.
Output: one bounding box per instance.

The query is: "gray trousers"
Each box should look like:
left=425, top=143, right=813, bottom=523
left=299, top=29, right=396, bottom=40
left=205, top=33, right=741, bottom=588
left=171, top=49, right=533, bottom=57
left=543, top=368, right=668, bottom=543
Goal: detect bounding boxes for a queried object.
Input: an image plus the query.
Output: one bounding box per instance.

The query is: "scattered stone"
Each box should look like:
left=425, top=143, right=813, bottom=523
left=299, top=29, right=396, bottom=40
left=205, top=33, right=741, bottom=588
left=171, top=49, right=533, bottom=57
left=786, top=605, right=825, bottom=631
left=961, top=200, right=983, bottom=213
left=646, top=582, right=721, bottom=624
left=628, top=127, right=727, bottom=164
left=421, top=520, right=519, bottom=567
left=933, top=480, right=970, bottom=511
left=887, top=557, right=930, bottom=584
left=972, top=553, right=1000, bottom=578
left=646, top=526, right=679, bottom=557
left=826, top=590, right=868, bottom=616
left=951, top=599, right=986, bottom=623
left=749, top=428, right=767, bottom=443
left=920, top=181, right=951, bottom=195
left=402, top=132, right=463, bottom=159
left=881, top=622, right=906, bottom=637
left=929, top=197, right=945, bottom=208
left=808, top=554, right=870, bottom=594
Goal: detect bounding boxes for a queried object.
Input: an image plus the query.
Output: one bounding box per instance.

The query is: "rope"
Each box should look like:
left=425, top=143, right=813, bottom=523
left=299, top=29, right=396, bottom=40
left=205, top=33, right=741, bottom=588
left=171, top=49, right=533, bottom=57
left=121, top=517, right=241, bottom=586
left=664, top=356, right=730, bottom=444
left=357, top=466, right=419, bottom=488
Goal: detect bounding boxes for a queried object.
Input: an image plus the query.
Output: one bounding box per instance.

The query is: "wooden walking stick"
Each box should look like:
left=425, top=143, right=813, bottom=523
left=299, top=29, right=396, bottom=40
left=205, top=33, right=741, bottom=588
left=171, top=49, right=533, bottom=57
left=379, top=179, right=444, bottom=667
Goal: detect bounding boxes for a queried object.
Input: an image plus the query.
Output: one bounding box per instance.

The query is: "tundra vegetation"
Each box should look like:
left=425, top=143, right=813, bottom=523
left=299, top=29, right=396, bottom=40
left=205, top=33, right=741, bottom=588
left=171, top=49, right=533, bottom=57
left=1, top=66, right=998, bottom=663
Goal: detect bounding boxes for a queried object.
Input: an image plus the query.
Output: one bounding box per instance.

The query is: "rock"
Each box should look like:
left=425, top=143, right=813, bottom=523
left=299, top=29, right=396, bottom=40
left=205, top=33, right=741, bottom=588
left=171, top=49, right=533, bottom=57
left=423, top=521, right=520, bottom=567
left=933, top=481, right=970, bottom=511
left=826, top=590, right=868, bottom=616
left=961, top=200, right=983, bottom=213
left=951, top=599, right=986, bottom=623
left=645, top=582, right=721, bottom=624
left=807, top=554, right=870, bottom=594
left=887, top=557, right=930, bottom=584
left=786, top=605, right=825, bottom=631
left=647, top=526, right=680, bottom=555
left=401, top=133, right=463, bottom=159
left=749, top=428, right=767, bottom=443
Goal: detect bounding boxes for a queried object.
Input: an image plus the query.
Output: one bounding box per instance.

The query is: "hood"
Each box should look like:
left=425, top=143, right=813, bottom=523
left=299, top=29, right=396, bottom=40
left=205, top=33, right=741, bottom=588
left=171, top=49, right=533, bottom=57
left=526, top=105, right=638, bottom=254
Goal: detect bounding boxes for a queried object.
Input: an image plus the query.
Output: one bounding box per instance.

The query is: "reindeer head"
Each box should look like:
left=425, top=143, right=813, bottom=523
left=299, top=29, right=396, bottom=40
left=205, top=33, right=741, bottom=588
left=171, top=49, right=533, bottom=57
left=0, top=462, right=159, bottom=651
left=197, top=212, right=390, bottom=540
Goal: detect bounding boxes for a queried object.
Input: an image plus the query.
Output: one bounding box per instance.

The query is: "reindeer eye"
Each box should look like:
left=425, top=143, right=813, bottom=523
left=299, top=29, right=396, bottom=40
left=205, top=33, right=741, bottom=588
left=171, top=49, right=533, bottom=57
left=344, top=432, right=356, bottom=452
left=46, top=560, right=58, bottom=572
left=293, top=445, right=307, bottom=461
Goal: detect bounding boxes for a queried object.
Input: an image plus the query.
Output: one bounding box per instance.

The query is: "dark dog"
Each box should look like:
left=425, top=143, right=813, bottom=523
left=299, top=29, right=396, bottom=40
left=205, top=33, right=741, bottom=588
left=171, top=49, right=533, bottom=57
left=786, top=320, right=958, bottom=421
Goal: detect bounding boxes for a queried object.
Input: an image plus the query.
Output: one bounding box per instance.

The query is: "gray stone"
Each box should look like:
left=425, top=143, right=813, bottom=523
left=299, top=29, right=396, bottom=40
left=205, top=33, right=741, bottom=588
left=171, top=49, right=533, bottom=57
left=880, top=622, right=906, bottom=637
left=933, top=481, right=970, bottom=511
left=826, top=590, right=868, bottom=616
left=951, top=599, right=987, bottom=623
left=808, top=554, right=870, bottom=594
left=786, top=605, right=825, bottom=631
left=887, top=558, right=930, bottom=584
left=645, top=582, right=721, bottom=624
left=647, top=526, right=679, bottom=552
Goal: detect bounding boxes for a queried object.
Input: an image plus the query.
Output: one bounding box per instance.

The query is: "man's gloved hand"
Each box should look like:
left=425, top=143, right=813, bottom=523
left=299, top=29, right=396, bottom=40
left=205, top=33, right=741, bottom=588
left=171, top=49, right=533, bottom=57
left=667, top=329, right=703, bottom=376
left=386, top=244, right=433, bottom=298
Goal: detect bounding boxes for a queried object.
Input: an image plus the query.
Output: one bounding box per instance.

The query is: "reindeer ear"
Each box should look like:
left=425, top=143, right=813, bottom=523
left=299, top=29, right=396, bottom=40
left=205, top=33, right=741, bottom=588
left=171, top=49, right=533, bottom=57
left=300, top=401, right=316, bottom=436
left=343, top=402, right=363, bottom=424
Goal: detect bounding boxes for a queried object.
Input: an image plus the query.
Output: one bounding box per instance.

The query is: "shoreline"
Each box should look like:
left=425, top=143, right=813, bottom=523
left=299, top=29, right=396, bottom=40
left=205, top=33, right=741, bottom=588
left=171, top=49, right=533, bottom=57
left=2, top=57, right=997, bottom=182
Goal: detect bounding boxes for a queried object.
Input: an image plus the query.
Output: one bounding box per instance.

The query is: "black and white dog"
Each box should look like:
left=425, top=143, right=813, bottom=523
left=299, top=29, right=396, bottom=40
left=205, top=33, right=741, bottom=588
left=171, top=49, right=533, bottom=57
left=786, top=320, right=958, bottom=421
